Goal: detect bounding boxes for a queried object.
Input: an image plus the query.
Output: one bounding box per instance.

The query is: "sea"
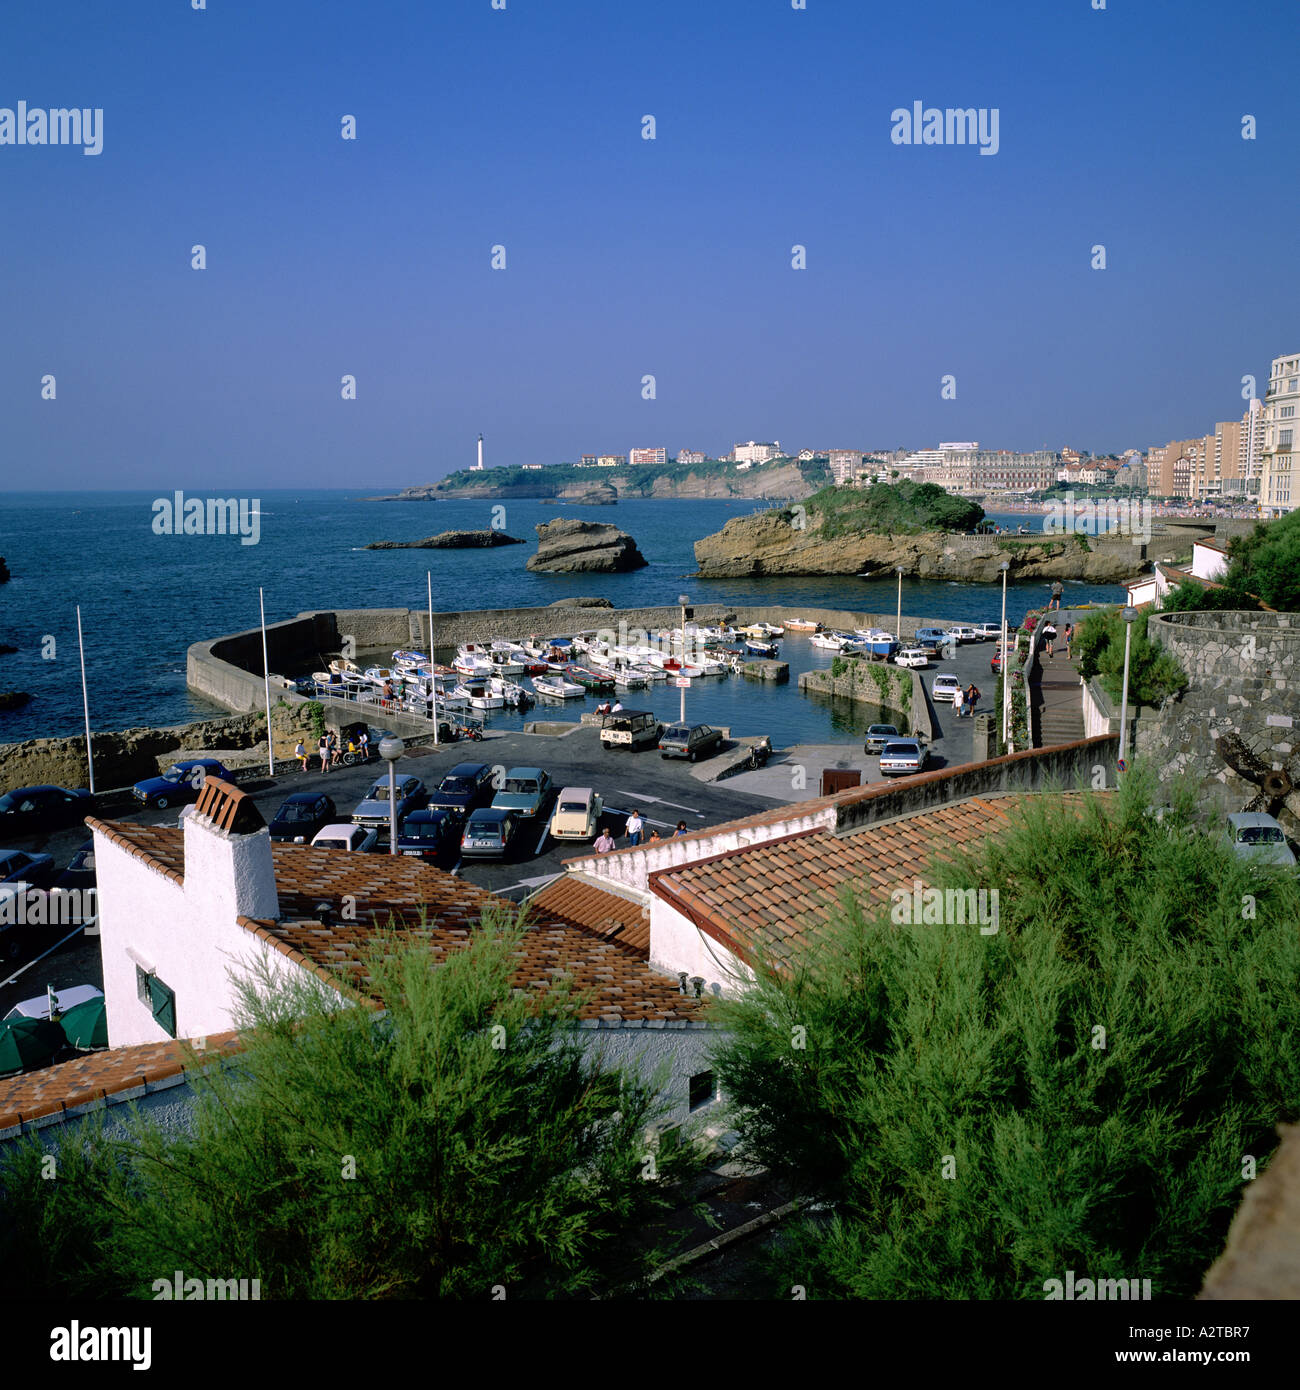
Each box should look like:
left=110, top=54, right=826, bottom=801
left=0, top=491, right=1128, bottom=749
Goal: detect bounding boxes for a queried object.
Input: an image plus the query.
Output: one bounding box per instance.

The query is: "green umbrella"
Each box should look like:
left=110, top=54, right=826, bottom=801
left=58, top=996, right=108, bottom=1051
left=0, top=1016, right=66, bottom=1075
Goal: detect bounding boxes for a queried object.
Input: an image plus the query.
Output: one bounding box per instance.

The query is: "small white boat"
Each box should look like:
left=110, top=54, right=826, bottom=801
left=488, top=641, right=527, bottom=675
left=489, top=676, right=533, bottom=707
left=454, top=680, right=504, bottom=710
left=392, top=650, right=428, bottom=669
left=785, top=618, right=820, bottom=631
left=329, top=658, right=361, bottom=676
left=453, top=645, right=496, bottom=677
left=532, top=674, right=584, bottom=700
left=810, top=632, right=849, bottom=651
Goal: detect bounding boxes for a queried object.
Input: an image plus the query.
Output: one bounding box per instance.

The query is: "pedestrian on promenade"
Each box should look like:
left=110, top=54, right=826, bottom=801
left=594, top=828, right=615, bottom=853
left=359, top=728, right=370, bottom=761
left=1064, top=623, right=1073, bottom=660
left=1050, top=581, right=1064, bottom=611
left=648, top=829, right=662, bottom=843
left=296, top=740, right=309, bottom=772
left=625, top=809, right=645, bottom=846
left=318, top=733, right=330, bottom=773
left=1043, top=621, right=1056, bottom=658
left=326, top=730, right=338, bottom=770
left=674, top=821, right=688, bottom=837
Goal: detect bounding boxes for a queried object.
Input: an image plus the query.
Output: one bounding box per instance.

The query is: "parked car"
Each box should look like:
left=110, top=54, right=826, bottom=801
left=0, top=785, right=93, bottom=837
left=49, top=840, right=98, bottom=929
left=310, top=823, right=379, bottom=853
left=549, top=787, right=603, bottom=841
left=914, top=628, right=951, bottom=647
left=878, top=738, right=932, bottom=777
left=893, top=648, right=930, bottom=668
left=0, top=847, right=57, bottom=889
left=267, top=792, right=338, bottom=844
left=395, top=808, right=462, bottom=863
left=460, top=807, right=517, bottom=859
left=931, top=674, right=963, bottom=705
left=491, top=767, right=554, bottom=819
left=1226, top=812, right=1297, bottom=869
left=132, top=758, right=234, bottom=810
left=975, top=622, right=1003, bottom=639
left=351, top=774, right=427, bottom=832
left=658, top=723, right=724, bottom=762
left=864, top=723, right=901, bottom=754
left=601, top=710, right=662, bottom=751
left=948, top=626, right=982, bottom=644
left=426, top=763, right=496, bottom=819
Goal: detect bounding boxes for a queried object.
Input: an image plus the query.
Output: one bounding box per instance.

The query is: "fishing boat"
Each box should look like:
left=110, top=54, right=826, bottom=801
left=453, top=679, right=504, bottom=710
left=784, top=618, right=820, bottom=631
left=809, top=631, right=847, bottom=651
left=453, top=645, right=496, bottom=678
left=329, top=657, right=361, bottom=676
left=566, top=665, right=616, bottom=693
left=363, top=666, right=400, bottom=685
left=532, top=673, right=585, bottom=700
left=488, top=641, right=528, bottom=675
left=489, top=676, right=533, bottom=708
left=391, top=650, right=428, bottom=669
left=744, top=638, right=779, bottom=658
left=738, top=622, right=783, bottom=639
left=658, top=657, right=705, bottom=679
left=854, top=628, right=899, bottom=657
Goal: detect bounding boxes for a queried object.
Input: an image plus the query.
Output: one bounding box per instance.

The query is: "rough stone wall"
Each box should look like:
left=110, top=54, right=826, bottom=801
left=1138, top=613, right=1300, bottom=833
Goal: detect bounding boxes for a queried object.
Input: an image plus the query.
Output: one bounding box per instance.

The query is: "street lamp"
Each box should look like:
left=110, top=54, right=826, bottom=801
left=999, top=561, right=1010, bottom=751
left=379, top=734, right=404, bottom=855
left=678, top=593, right=691, bottom=724
left=895, top=566, right=904, bottom=643
left=1117, top=606, right=1138, bottom=770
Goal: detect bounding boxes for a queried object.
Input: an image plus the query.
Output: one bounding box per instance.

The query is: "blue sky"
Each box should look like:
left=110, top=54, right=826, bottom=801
left=1, top=0, right=1294, bottom=489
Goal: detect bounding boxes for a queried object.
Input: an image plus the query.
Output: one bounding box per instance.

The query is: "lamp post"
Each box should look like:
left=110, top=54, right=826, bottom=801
left=895, top=566, right=904, bottom=643
left=379, top=734, right=404, bottom=854
left=259, top=588, right=274, bottom=777
left=428, top=571, right=438, bottom=747
left=1118, top=605, right=1138, bottom=770
left=999, top=561, right=1010, bottom=751
left=678, top=593, right=691, bottom=723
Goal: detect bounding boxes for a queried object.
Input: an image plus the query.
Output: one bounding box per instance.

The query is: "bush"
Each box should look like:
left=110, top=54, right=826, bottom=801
left=710, top=770, right=1300, bottom=1298
left=1073, top=608, right=1187, bottom=705
left=0, top=909, right=704, bottom=1299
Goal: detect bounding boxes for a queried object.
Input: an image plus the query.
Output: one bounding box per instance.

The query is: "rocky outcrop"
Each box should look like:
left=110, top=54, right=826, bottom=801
left=0, top=692, right=32, bottom=711
left=527, top=519, right=648, bottom=574
left=693, top=509, right=1138, bottom=582
left=0, top=644, right=17, bottom=656
left=560, top=482, right=617, bottom=505
left=0, top=557, right=9, bottom=583
left=365, top=530, right=523, bottom=550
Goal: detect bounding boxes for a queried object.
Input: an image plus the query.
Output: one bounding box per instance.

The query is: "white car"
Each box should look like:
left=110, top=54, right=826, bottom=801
left=975, top=622, right=1002, bottom=639
left=894, top=648, right=930, bottom=668
left=550, top=787, right=603, bottom=840
left=932, top=674, right=963, bottom=705
left=948, top=626, right=982, bottom=644
left=310, top=823, right=379, bottom=853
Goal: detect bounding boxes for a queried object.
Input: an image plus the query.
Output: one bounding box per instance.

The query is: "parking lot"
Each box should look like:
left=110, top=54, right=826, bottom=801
left=0, top=725, right=787, bottom=1015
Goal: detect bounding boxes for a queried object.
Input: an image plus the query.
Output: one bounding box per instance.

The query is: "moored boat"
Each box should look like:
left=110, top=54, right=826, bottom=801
left=532, top=673, right=585, bottom=700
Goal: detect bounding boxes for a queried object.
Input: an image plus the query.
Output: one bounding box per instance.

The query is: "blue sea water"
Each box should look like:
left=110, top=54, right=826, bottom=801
left=0, top=490, right=1126, bottom=747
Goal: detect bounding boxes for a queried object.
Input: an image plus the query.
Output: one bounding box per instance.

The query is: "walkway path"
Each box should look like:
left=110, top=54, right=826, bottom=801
left=1031, top=608, right=1085, bottom=747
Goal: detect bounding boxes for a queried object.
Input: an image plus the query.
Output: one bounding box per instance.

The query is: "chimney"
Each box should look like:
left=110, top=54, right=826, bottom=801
left=182, top=778, right=280, bottom=923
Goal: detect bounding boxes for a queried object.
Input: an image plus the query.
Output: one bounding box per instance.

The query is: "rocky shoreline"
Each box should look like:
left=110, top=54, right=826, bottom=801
left=365, top=530, right=524, bottom=550
left=527, top=518, right=648, bottom=573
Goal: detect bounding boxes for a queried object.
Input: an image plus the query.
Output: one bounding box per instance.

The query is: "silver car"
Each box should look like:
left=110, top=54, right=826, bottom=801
left=1226, top=812, right=1296, bottom=869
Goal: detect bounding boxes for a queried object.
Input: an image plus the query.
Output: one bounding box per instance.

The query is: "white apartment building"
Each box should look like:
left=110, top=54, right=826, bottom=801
left=629, top=447, right=667, bottom=467
left=677, top=450, right=707, bottom=465
left=828, top=449, right=866, bottom=484
left=1262, top=353, right=1299, bottom=514
left=732, top=441, right=781, bottom=465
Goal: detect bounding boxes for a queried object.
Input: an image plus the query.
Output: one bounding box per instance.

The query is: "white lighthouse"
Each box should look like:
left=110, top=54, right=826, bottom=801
left=475, top=433, right=484, bottom=471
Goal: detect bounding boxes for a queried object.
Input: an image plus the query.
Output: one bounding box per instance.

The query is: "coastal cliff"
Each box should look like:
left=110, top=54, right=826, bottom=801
left=693, top=507, right=1139, bottom=582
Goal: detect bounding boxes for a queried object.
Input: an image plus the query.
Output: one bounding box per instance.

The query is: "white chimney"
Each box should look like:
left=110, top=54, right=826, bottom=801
left=182, top=780, right=280, bottom=924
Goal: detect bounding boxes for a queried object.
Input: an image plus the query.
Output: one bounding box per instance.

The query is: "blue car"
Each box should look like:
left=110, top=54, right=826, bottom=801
left=132, top=758, right=234, bottom=810
left=395, top=808, right=461, bottom=863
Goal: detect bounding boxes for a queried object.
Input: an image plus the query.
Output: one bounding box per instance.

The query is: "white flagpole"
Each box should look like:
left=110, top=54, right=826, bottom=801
left=428, top=571, right=438, bottom=746
left=260, top=588, right=274, bottom=776
left=76, top=606, right=94, bottom=794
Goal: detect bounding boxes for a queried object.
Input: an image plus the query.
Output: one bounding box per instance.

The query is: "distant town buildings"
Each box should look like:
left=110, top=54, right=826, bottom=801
left=580, top=454, right=597, bottom=467
left=596, top=454, right=626, bottom=467
left=629, top=447, right=668, bottom=467
left=899, top=446, right=1060, bottom=492
left=828, top=449, right=866, bottom=484
left=676, top=450, right=707, bottom=465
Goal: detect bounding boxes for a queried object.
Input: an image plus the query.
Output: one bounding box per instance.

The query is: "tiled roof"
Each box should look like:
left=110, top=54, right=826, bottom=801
left=88, top=821, right=700, bottom=1027
left=86, top=816, right=185, bottom=885
left=0, top=1032, right=242, bottom=1132
left=527, top=874, right=651, bottom=958
left=649, top=792, right=1107, bottom=970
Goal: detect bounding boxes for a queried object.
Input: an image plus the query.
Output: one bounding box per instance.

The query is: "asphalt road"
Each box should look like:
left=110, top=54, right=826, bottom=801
left=0, top=726, right=786, bottom=1013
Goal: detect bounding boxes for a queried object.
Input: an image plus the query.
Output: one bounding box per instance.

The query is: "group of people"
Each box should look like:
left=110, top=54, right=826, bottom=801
left=294, top=728, right=370, bottom=773
left=956, top=682, right=981, bottom=717
left=593, top=813, right=689, bottom=853
left=1040, top=620, right=1073, bottom=660
left=594, top=699, right=625, bottom=716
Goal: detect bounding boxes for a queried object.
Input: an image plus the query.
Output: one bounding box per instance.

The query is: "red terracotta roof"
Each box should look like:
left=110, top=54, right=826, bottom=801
left=86, top=816, right=185, bottom=885
left=649, top=791, right=1108, bottom=970
left=0, top=1032, right=242, bottom=1132
left=527, top=874, right=651, bottom=958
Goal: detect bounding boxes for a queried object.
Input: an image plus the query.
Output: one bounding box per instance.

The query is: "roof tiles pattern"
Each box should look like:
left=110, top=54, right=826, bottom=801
left=527, top=875, right=652, bottom=958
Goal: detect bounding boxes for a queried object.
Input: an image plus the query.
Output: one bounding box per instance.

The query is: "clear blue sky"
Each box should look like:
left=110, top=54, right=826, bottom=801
left=2, top=0, right=1294, bottom=489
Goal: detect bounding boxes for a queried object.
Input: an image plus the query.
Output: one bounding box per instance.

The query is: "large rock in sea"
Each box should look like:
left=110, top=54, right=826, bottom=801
left=365, top=530, right=524, bottom=550
left=0, top=557, right=9, bottom=583
left=527, top=519, right=648, bottom=573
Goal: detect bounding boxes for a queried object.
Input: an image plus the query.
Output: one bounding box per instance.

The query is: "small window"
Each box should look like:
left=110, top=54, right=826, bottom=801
left=689, top=1070, right=717, bottom=1112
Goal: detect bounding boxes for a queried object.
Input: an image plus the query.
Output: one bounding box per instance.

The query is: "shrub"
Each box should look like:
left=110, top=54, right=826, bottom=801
left=1073, top=608, right=1187, bottom=705
left=710, top=770, right=1300, bottom=1298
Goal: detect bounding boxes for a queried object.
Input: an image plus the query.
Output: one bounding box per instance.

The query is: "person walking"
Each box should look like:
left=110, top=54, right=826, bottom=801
left=625, top=809, right=645, bottom=846
left=1064, top=623, right=1073, bottom=660
left=594, top=828, right=615, bottom=854
left=326, top=730, right=338, bottom=771
left=296, top=740, right=309, bottom=773
left=966, top=682, right=981, bottom=716
left=359, top=727, right=371, bottom=761
left=318, top=733, right=330, bottom=773
left=1043, top=621, right=1057, bottom=658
